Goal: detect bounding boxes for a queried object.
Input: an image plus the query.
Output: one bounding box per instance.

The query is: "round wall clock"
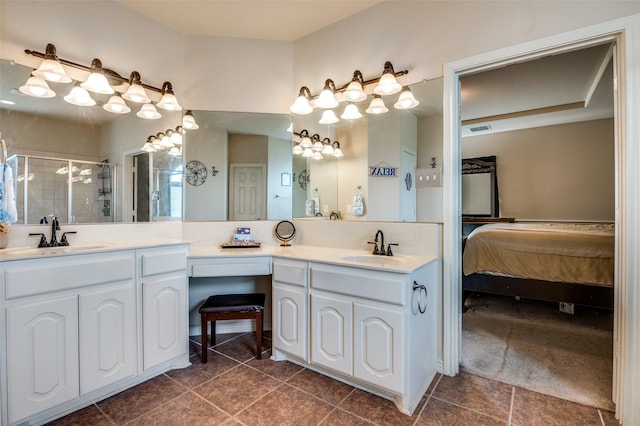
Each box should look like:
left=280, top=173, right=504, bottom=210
left=185, top=160, right=207, bottom=186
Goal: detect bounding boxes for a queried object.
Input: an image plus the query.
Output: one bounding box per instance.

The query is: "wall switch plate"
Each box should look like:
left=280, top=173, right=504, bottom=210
left=559, top=302, right=575, bottom=314
left=416, top=167, right=442, bottom=188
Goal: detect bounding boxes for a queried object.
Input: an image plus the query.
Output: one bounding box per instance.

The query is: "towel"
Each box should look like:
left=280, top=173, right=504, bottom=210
left=0, top=162, right=17, bottom=224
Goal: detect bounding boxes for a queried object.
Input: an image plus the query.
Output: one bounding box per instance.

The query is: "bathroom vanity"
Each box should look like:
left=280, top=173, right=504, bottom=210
left=0, top=241, right=190, bottom=426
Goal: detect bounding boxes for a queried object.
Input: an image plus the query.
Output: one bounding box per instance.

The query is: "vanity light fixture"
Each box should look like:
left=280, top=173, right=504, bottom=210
left=156, top=82, right=182, bottom=111
left=321, top=138, right=334, bottom=155
left=168, top=146, right=182, bottom=156
left=81, top=58, right=114, bottom=95
left=302, top=148, right=314, bottom=158
left=32, top=44, right=72, bottom=83
left=290, top=86, right=313, bottom=114
left=312, top=151, right=323, bottom=161
left=170, top=126, right=184, bottom=145
left=314, top=79, right=339, bottom=109
left=319, top=109, right=339, bottom=124
left=103, top=95, right=131, bottom=114
left=394, top=86, right=420, bottom=109
left=137, top=103, right=161, bottom=120
left=64, top=84, right=96, bottom=106
left=141, top=136, right=156, bottom=152
left=341, top=103, right=363, bottom=120
left=182, top=110, right=199, bottom=129
left=332, top=141, right=344, bottom=158
left=343, top=70, right=367, bottom=102
left=366, top=95, right=388, bottom=114
left=299, top=130, right=313, bottom=149
left=311, top=134, right=324, bottom=152
left=292, top=144, right=304, bottom=155
left=122, top=71, right=151, bottom=103
left=374, top=61, right=403, bottom=95
left=19, top=75, right=56, bottom=98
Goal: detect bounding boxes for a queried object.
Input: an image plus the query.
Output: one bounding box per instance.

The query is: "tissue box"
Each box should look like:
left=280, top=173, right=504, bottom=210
left=233, top=227, right=252, bottom=241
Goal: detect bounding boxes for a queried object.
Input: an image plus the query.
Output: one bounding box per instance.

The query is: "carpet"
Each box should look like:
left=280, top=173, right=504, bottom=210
left=461, top=293, right=614, bottom=410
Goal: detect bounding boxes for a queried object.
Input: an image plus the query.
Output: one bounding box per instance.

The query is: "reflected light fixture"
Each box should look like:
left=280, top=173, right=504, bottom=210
left=319, top=109, right=339, bottom=124
left=343, top=70, right=367, bottom=102
left=374, top=61, right=402, bottom=96
left=292, top=144, right=304, bottom=155
left=122, top=71, right=150, bottom=103
left=302, top=148, right=314, bottom=157
left=365, top=95, right=388, bottom=114
left=394, top=86, right=420, bottom=109
left=32, top=43, right=71, bottom=83
left=137, top=103, right=161, bottom=119
left=103, top=95, right=131, bottom=114
left=314, top=79, right=339, bottom=109
left=312, top=151, right=323, bottom=160
left=332, top=142, right=344, bottom=158
left=64, top=84, right=96, bottom=106
left=341, top=103, right=362, bottom=120
left=170, top=127, right=183, bottom=145
left=19, top=75, right=56, bottom=98
left=182, top=110, right=199, bottom=129
left=141, top=136, right=156, bottom=152
left=168, top=146, right=182, bottom=156
left=311, top=134, right=324, bottom=152
left=299, top=130, right=313, bottom=149
left=156, top=81, right=182, bottom=111
left=290, top=86, right=313, bottom=114
left=158, top=132, right=174, bottom=148
left=321, top=138, right=334, bottom=155
left=80, top=58, right=114, bottom=95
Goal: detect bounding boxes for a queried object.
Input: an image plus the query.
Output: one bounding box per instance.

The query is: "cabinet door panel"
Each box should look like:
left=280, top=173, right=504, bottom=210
left=142, top=274, right=187, bottom=370
left=79, top=282, right=137, bottom=395
left=6, top=295, right=79, bottom=424
left=273, top=285, right=307, bottom=359
left=354, top=303, right=403, bottom=393
left=311, top=294, right=352, bottom=375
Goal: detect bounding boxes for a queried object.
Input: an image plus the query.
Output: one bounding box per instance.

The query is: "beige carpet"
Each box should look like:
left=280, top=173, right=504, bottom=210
left=461, top=294, right=614, bottom=410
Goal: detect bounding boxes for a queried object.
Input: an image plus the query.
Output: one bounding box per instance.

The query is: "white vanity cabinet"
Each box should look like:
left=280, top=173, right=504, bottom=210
left=138, top=245, right=189, bottom=371
left=272, top=257, right=439, bottom=415
left=272, top=259, right=308, bottom=360
left=3, top=251, right=136, bottom=424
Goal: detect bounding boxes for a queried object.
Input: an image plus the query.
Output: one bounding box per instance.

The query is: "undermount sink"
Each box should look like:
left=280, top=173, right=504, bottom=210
left=7, top=243, right=113, bottom=256
left=341, top=254, right=404, bottom=266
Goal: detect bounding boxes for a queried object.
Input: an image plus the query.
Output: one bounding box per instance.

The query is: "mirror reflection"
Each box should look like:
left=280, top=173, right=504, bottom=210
left=183, top=111, right=293, bottom=221
left=291, top=77, right=444, bottom=222
left=0, top=58, right=183, bottom=224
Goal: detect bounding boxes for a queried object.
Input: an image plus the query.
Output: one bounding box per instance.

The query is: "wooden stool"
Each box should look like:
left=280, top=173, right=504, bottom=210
left=199, top=293, right=266, bottom=363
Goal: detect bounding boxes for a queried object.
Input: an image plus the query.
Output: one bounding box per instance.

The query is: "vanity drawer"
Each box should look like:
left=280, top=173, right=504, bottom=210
left=140, top=246, right=188, bottom=277
left=310, top=263, right=407, bottom=306
left=273, top=259, right=307, bottom=288
left=190, top=256, right=271, bottom=277
left=4, top=251, right=135, bottom=300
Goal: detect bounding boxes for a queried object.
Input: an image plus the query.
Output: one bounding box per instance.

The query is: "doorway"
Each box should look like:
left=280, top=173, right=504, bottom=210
left=441, top=16, right=640, bottom=425
left=228, top=163, right=266, bottom=220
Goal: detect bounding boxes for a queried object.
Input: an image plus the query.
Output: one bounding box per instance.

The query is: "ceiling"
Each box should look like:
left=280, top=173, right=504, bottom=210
left=117, top=0, right=383, bottom=42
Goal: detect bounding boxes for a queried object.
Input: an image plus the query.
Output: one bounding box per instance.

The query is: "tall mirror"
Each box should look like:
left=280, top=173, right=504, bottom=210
left=182, top=111, right=293, bottom=221
left=291, top=77, right=444, bottom=222
left=0, top=58, right=183, bottom=225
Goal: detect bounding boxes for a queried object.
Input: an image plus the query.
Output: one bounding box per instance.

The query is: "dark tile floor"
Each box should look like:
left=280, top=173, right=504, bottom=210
left=48, top=332, right=617, bottom=426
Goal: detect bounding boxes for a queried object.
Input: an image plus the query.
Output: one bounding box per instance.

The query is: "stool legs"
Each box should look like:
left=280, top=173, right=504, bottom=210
left=256, top=310, right=263, bottom=360
left=200, top=313, right=208, bottom=364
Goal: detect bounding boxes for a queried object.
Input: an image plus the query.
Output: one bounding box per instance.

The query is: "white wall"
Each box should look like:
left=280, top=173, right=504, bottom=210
left=417, top=114, right=444, bottom=222
left=462, top=118, right=615, bottom=222
left=267, top=137, right=293, bottom=220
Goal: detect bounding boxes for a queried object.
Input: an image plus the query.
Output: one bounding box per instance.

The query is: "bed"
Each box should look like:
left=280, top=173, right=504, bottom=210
left=462, top=222, right=615, bottom=309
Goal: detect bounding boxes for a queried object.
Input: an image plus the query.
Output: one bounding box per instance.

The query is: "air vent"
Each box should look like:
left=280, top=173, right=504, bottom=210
left=469, top=124, right=492, bottom=132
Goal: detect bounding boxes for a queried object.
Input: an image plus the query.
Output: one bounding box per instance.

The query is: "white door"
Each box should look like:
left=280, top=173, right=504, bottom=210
left=6, top=296, right=79, bottom=424
left=401, top=149, right=416, bottom=222
left=142, top=274, right=188, bottom=370
left=311, top=293, right=352, bottom=375
left=79, top=283, right=137, bottom=395
left=273, top=284, right=307, bottom=360
left=229, top=164, right=266, bottom=220
left=354, top=303, right=404, bottom=393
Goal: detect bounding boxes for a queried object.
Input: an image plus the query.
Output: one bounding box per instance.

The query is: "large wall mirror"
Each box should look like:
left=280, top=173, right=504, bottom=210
left=291, top=77, right=444, bottom=222
left=0, top=58, right=183, bottom=225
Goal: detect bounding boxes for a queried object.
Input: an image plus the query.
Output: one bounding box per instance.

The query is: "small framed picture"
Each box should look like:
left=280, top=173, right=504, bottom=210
left=281, top=172, right=291, bottom=186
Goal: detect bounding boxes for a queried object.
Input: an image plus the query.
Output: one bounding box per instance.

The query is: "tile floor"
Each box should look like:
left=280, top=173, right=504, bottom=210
left=48, top=332, right=617, bottom=426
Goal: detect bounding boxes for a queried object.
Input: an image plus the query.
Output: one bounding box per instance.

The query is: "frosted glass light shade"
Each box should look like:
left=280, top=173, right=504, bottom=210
left=322, top=143, right=334, bottom=155
left=19, top=76, right=56, bottom=98
left=157, top=92, right=182, bottom=111
left=290, top=94, right=313, bottom=114
left=122, top=83, right=150, bottom=103
left=394, top=87, right=420, bottom=109
left=312, top=139, right=324, bottom=152
left=300, top=135, right=313, bottom=149
left=292, top=144, right=304, bottom=155
left=33, top=59, right=72, bottom=83
left=302, top=148, right=314, bottom=157
left=341, top=103, right=363, bottom=120
left=141, top=142, right=156, bottom=152
left=365, top=95, right=388, bottom=114
left=137, top=103, right=161, bottom=120
left=103, top=95, right=131, bottom=114
left=81, top=72, right=114, bottom=95
left=319, top=109, right=339, bottom=124
left=182, top=110, right=199, bottom=129
left=64, top=85, right=96, bottom=106
left=344, top=80, right=367, bottom=102
left=374, top=72, right=402, bottom=95
left=312, top=151, right=323, bottom=160
left=333, top=146, right=344, bottom=158
left=315, top=88, right=339, bottom=109
left=170, top=130, right=183, bottom=145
